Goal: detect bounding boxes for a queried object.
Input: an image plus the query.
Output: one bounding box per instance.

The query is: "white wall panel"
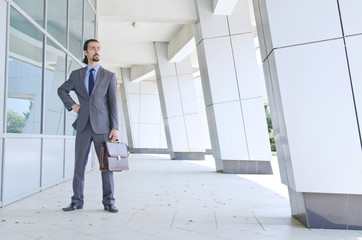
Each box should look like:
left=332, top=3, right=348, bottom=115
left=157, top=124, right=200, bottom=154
left=117, top=90, right=128, bottom=144
left=3, top=139, right=41, bottom=201
left=227, top=0, right=252, bottom=35
left=205, top=105, right=220, bottom=157
left=196, top=41, right=212, bottom=105
left=125, top=81, right=140, bottom=94
left=140, top=81, right=158, bottom=94
left=339, top=0, right=362, bottom=36
left=195, top=77, right=211, bottom=149
left=168, top=116, right=188, bottom=151
left=119, top=119, right=128, bottom=144
left=203, top=37, right=239, bottom=104
left=154, top=43, right=176, bottom=78
left=184, top=114, right=205, bottom=151
left=178, top=74, right=199, bottom=115
left=346, top=35, right=362, bottom=138
left=139, top=124, right=163, bottom=148
left=139, top=94, right=162, bottom=124
left=274, top=39, right=362, bottom=194
left=159, top=119, right=167, bottom=148
left=64, top=138, right=75, bottom=179
left=231, top=33, right=262, bottom=99
left=194, top=0, right=229, bottom=43
left=202, top=125, right=211, bottom=149
left=42, top=139, right=64, bottom=187
left=161, top=76, right=183, bottom=117
left=252, top=0, right=271, bottom=61
left=131, top=123, right=140, bottom=147
left=175, top=57, right=193, bottom=76
left=214, top=101, right=249, bottom=160
left=267, top=53, right=297, bottom=189
left=242, top=98, right=271, bottom=160
left=128, top=93, right=140, bottom=123
left=258, top=0, right=342, bottom=55
left=262, top=56, right=290, bottom=186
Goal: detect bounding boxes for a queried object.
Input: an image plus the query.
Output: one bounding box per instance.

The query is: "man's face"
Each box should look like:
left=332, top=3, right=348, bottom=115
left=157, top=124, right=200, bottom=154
left=84, top=41, right=100, bottom=62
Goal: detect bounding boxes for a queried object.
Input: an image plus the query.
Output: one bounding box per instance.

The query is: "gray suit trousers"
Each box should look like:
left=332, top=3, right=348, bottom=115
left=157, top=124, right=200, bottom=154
left=71, top=121, right=115, bottom=206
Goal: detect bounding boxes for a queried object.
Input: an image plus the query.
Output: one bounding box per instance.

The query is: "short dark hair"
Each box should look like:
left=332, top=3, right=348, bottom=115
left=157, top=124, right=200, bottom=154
left=83, top=39, right=99, bottom=64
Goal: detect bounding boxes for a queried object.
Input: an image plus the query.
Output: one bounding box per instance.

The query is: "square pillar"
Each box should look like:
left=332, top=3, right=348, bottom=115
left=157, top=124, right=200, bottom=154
left=120, top=68, right=167, bottom=153
left=194, top=0, right=272, bottom=173
left=155, top=42, right=205, bottom=160
left=254, top=0, right=362, bottom=229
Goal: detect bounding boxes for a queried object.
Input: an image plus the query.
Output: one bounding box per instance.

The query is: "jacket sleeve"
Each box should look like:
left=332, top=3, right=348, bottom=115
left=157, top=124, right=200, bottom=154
left=107, top=73, right=119, bottom=129
left=57, top=71, right=77, bottom=111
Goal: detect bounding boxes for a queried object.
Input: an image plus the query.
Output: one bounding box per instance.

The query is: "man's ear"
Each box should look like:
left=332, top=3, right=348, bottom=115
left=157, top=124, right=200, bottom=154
left=83, top=50, right=88, bottom=57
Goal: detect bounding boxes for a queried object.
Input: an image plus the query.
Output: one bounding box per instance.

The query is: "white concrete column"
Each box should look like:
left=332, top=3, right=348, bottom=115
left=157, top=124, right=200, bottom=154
left=154, top=42, right=205, bottom=160
left=120, top=68, right=167, bottom=153
left=195, top=76, right=212, bottom=152
left=116, top=84, right=128, bottom=145
left=253, top=0, right=362, bottom=229
left=194, top=0, right=272, bottom=173
left=119, top=69, right=134, bottom=150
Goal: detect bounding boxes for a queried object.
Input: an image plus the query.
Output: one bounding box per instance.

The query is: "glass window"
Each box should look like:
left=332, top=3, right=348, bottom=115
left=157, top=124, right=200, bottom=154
left=84, top=1, right=96, bottom=41
left=65, top=58, right=82, bottom=136
left=7, top=7, right=43, bottom=134
left=89, top=0, right=96, bottom=10
left=12, top=0, right=44, bottom=27
left=47, top=0, right=67, bottom=47
left=44, top=39, right=66, bottom=135
left=69, top=0, right=83, bottom=61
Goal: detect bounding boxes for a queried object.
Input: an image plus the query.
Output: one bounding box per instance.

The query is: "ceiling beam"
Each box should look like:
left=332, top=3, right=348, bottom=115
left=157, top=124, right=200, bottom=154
left=130, top=65, right=155, bottom=82
left=168, top=24, right=196, bottom=63
left=97, top=0, right=196, bottom=24
left=100, top=41, right=157, bottom=68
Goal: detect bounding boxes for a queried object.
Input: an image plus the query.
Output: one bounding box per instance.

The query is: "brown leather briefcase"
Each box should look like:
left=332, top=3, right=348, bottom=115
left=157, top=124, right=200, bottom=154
left=100, top=141, right=129, bottom=171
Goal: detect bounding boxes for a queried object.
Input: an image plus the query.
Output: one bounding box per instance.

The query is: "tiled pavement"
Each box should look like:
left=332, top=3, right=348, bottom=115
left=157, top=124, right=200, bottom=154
left=0, top=154, right=361, bottom=240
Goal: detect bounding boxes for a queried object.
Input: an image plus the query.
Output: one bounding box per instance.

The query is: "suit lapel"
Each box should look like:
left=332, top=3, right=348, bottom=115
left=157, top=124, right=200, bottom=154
left=92, top=66, right=105, bottom=95
left=78, top=67, right=89, bottom=98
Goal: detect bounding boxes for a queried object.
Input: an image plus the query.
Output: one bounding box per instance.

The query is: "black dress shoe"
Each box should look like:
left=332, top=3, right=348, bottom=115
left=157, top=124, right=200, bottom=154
left=104, top=204, right=118, bottom=213
left=62, top=203, right=83, bottom=211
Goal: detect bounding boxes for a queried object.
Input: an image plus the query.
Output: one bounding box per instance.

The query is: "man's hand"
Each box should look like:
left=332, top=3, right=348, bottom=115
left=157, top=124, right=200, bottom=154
left=72, top=104, right=80, bottom=113
left=109, top=128, right=118, bottom=141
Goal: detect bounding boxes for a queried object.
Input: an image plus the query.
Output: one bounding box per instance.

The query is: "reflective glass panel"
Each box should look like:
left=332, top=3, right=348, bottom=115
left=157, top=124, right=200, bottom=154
left=69, top=0, right=83, bottom=61
left=89, top=0, right=96, bottom=10
left=44, top=39, right=66, bottom=135
left=47, top=0, right=67, bottom=47
left=65, top=58, right=82, bottom=136
left=7, top=7, right=43, bottom=134
left=12, top=0, right=44, bottom=27
left=84, top=1, right=96, bottom=41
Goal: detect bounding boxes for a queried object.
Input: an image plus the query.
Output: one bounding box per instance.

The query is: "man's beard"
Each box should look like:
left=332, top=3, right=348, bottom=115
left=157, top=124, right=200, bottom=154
left=92, top=54, right=100, bottom=62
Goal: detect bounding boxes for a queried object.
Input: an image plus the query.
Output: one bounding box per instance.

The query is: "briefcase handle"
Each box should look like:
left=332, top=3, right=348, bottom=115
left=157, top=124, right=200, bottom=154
left=109, top=139, right=130, bottom=154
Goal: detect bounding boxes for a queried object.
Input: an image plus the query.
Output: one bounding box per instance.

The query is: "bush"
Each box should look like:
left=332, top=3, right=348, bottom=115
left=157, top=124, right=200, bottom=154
left=265, top=106, right=276, bottom=151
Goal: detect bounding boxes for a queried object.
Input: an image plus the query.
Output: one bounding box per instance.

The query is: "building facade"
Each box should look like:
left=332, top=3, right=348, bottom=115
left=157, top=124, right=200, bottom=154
left=0, top=0, right=96, bottom=206
left=4, top=0, right=359, bottom=231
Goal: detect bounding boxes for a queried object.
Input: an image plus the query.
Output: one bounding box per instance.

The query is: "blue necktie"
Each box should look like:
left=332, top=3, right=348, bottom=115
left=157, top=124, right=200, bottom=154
left=88, top=68, right=95, bottom=95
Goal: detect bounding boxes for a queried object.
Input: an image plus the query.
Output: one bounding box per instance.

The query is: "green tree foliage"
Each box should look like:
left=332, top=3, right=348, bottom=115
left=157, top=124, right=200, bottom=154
left=7, top=109, right=26, bottom=133
left=264, top=105, right=276, bottom=151
left=23, top=101, right=33, bottom=120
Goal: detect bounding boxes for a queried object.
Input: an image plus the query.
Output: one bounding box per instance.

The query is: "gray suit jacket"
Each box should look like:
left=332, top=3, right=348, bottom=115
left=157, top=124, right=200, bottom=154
left=57, top=66, right=118, bottom=134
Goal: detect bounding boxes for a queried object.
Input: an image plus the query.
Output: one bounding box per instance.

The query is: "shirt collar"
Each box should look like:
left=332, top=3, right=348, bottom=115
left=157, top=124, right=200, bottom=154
left=87, top=64, right=101, bottom=72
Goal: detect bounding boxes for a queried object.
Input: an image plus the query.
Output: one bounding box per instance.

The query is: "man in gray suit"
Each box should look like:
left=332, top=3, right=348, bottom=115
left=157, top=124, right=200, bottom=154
left=58, top=39, right=119, bottom=213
